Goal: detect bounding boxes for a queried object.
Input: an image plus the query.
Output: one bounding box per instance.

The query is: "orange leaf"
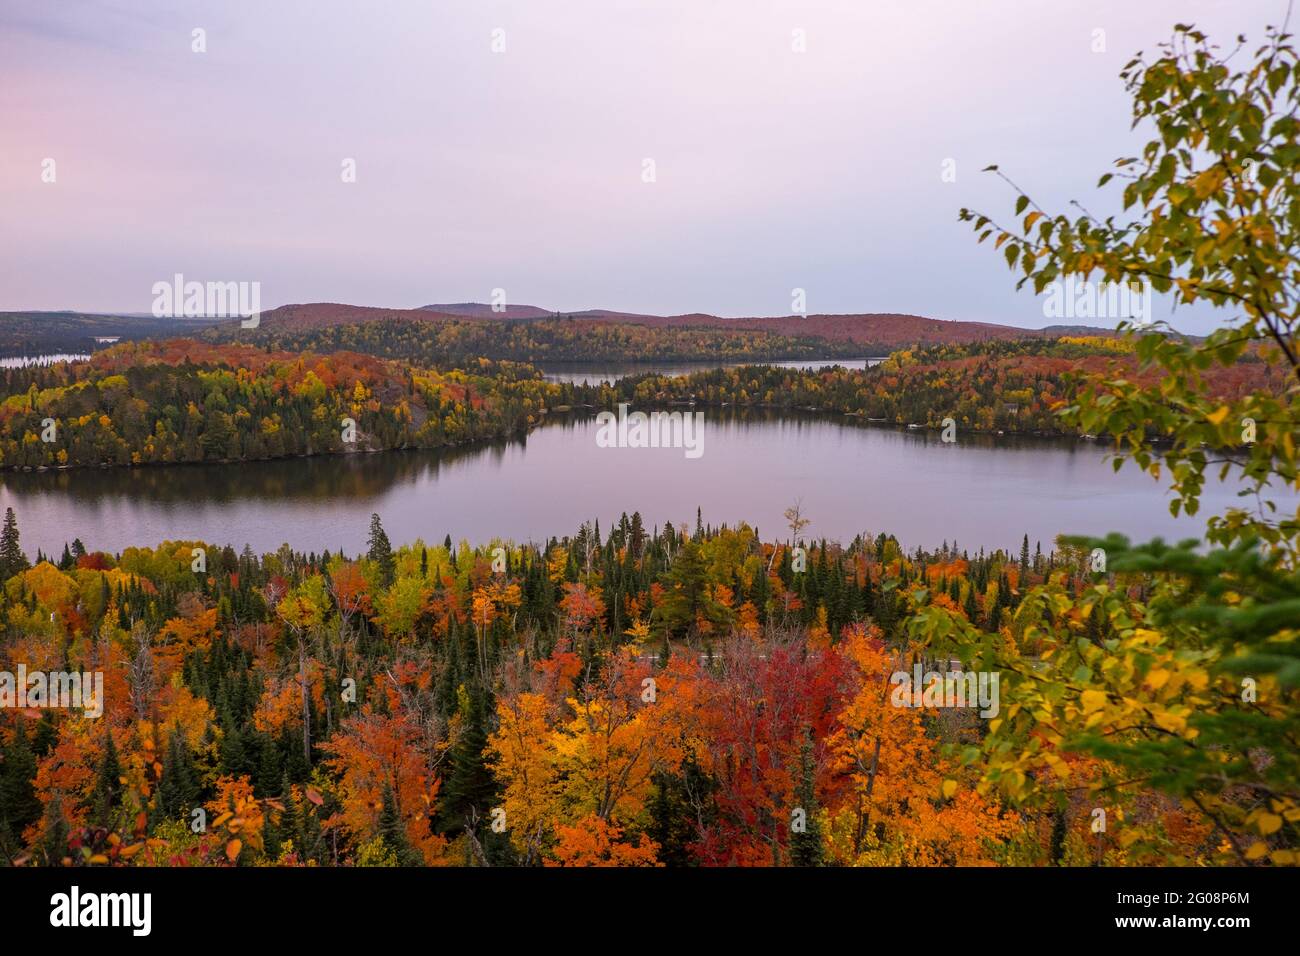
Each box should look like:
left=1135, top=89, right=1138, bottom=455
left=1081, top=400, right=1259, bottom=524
left=226, top=839, right=242, bottom=862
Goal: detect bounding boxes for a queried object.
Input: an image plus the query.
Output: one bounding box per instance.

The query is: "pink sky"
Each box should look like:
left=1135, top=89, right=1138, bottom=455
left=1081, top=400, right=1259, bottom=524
left=0, top=0, right=1282, bottom=333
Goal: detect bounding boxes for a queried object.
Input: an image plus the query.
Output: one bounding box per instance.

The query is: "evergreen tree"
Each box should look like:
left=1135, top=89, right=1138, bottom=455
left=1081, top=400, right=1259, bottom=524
left=0, top=722, right=42, bottom=842
left=378, top=782, right=422, bottom=866
left=790, top=730, right=824, bottom=866
left=367, top=513, right=395, bottom=585
left=0, top=507, right=28, bottom=580
left=437, top=688, right=496, bottom=836
left=157, top=727, right=200, bottom=822
left=91, top=730, right=122, bottom=828
left=40, top=791, right=69, bottom=866
left=276, top=773, right=299, bottom=857
left=628, top=511, right=646, bottom=557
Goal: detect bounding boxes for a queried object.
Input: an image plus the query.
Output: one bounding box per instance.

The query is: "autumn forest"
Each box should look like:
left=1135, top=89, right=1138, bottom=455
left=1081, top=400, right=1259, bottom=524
left=1, top=12, right=1298, bottom=896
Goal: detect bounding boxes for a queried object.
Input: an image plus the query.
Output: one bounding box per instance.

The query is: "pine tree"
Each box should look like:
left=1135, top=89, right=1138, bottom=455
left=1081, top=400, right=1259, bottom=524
left=157, top=727, right=200, bottom=822
left=0, top=508, right=28, bottom=580
left=378, top=782, right=421, bottom=866
left=367, top=513, right=395, bottom=585
left=790, top=730, right=824, bottom=866
left=91, top=729, right=122, bottom=829
left=437, top=688, right=496, bottom=836
left=0, top=722, right=42, bottom=841
left=41, top=791, right=70, bottom=865
left=628, top=511, right=646, bottom=557
left=276, top=773, right=300, bottom=856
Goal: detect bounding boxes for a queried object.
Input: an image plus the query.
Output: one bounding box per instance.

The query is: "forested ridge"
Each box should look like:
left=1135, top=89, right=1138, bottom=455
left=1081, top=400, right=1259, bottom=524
left=201, top=315, right=864, bottom=364
left=1, top=507, right=1288, bottom=867
left=0, top=341, right=564, bottom=469
left=1, top=335, right=1284, bottom=470
left=605, top=336, right=1285, bottom=434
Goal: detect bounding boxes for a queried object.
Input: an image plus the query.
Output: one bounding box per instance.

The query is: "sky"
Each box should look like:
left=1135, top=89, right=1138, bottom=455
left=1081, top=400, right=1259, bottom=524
left=0, top=0, right=1287, bottom=333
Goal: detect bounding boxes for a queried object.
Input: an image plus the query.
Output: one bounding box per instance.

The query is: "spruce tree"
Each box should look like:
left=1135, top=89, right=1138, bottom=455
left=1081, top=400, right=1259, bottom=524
left=437, top=689, right=496, bottom=836
left=157, top=727, right=200, bottom=822
left=91, top=730, right=122, bottom=829
left=367, top=513, right=395, bottom=585
left=0, top=507, right=27, bottom=580
left=378, top=782, right=421, bottom=866
left=790, top=731, right=824, bottom=866
left=0, top=722, right=42, bottom=841
left=41, top=791, right=70, bottom=865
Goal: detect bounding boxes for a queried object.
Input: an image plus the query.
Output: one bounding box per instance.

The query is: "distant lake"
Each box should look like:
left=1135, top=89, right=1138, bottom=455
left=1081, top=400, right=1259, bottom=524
left=0, top=353, right=91, bottom=368
left=538, top=357, right=883, bottom=385
left=2, top=410, right=1280, bottom=558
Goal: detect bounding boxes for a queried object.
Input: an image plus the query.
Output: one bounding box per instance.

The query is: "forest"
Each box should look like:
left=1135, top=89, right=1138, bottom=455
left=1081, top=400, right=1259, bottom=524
left=1, top=505, right=1289, bottom=867
left=0, top=311, right=220, bottom=358
left=200, top=314, right=863, bottom=364
left=2, top=334, right=1285, bottom=471
left=605, top=336, right=1286, bottom=434
left=0, top=341, right=563, bottom=469
left=1, top=15, right=1297, bottom=873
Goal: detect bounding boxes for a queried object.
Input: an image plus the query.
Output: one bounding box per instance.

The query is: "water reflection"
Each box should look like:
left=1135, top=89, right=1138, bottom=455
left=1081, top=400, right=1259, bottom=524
left=3, top=410, right=1285, bottom=557
left=538, top=357, right=883, bottom=385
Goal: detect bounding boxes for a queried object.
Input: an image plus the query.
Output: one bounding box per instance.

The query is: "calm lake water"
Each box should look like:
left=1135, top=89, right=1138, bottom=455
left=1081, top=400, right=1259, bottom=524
left=3, top=410, right=1279, bottom=558
left=0, top=353, right=91, bottom=368
left=539, top=357, right=883, bottom=384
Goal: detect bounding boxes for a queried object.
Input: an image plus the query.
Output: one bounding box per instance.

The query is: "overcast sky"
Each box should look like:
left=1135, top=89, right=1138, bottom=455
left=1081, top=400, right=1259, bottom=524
left=0, top=0, right=1286, bottom=332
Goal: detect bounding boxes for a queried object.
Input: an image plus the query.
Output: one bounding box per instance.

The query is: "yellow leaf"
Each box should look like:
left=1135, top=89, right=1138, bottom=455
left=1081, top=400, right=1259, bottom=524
left=1258, top=813, right=1283, bottom=835
left=1246, top=841, right=1269, bottom=860
left=1153, top=710, right=1187, bottom=734
left=1145, top=669, right=1171, bottom=690
left=1207, top=405, right=1230, bottom=426
left=1080, top=689, right=1107, bottom=714
left=941, top=780, right=958, bottom=799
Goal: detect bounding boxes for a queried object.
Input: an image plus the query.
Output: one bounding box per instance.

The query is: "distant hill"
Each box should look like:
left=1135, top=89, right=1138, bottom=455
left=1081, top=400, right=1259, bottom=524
left=0, top=311, right=225, bottom=358
left=421, top=302, right=557, bottom=320
left=1039, top=324, right=1124, bottom=337
left=418, top=304, right=1114, bottom=350
left=257, top=303, right=441, bottom=331
left=5, top=301, right=1118, bottom=358
left=617, top=312, right=1057, bottom=349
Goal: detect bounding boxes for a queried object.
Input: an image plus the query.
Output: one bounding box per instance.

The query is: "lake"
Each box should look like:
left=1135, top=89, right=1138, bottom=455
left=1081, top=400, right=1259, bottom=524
left=2, top=410, right=1277, bottom=559
left=0, top=353, right=91, bottom=368
left=539, top=357, right=883, bottom=384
